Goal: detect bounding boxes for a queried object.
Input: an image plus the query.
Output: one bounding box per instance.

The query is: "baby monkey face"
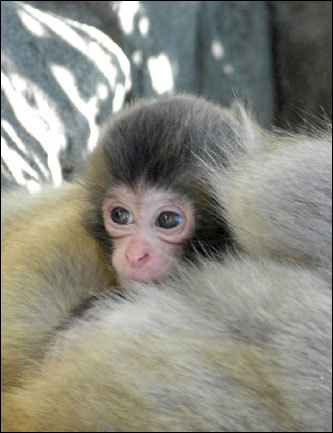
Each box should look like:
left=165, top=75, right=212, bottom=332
left=102, top=184, right=195, bottom=287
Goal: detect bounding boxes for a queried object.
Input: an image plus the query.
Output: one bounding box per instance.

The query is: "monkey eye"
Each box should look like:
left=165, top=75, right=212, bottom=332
left=111, top=207, right=133, bottom=225
left=156, top=211, right=183, bottom=229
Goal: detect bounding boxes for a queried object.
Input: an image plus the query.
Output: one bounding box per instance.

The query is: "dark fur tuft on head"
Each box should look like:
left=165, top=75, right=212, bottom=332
left=83, top=94, right=241, bottom=258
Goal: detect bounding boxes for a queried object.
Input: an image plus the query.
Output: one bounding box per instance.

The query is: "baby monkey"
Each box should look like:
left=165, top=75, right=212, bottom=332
left=2, top=94, right=235, bottom=388
left=82, top=94, right=235, bottom=287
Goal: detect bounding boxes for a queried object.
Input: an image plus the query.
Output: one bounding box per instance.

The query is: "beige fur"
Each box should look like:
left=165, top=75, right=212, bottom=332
left=1, top=95, right=332, bottom=431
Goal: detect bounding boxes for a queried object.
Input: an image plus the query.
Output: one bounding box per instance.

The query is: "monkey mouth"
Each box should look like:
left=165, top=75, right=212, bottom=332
left=118, top=268, right=167, bottom=289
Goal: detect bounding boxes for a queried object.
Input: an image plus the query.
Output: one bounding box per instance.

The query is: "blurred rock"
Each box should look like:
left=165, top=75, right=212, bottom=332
left=197, top=1, right=274, bottom=127
left=25, top=1, right=274, bottom=125
left=2, top=1, right=331, bottom=190
left=270, top=1, right=332, bottom=129
left=1, top=1, right=131, bottom=191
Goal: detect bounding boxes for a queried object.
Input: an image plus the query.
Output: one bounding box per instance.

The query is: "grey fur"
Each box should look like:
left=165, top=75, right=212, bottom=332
left=219, top=104, right=332, bottom=271
left=3, top=255, right=331, bottom=432
left=1, top=95, right=332, bottom=432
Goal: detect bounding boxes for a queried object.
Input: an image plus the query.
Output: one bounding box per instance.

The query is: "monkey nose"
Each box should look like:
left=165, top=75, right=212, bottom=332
left=125, top=247, right=151, bottom=268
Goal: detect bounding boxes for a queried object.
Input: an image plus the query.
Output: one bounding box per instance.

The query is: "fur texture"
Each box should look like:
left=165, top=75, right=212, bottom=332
left=1, top=95, right=332, bottom=432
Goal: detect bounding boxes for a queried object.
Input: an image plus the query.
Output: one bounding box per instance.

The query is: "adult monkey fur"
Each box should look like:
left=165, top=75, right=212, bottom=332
left=1, top=95, right=332, bottom=432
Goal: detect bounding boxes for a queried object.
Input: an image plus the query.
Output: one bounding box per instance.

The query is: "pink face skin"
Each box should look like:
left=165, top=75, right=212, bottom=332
left=102, top=185, right=195, bottom=288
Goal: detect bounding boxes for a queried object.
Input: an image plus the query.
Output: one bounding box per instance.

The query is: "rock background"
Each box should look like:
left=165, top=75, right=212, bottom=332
left=270, top=1, right=332, bottom=128
left=1, top=1, right=331, bottom=191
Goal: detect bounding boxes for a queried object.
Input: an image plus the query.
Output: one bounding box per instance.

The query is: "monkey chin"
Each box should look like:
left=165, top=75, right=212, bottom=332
left=117, top=269, right=170, bottom=290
